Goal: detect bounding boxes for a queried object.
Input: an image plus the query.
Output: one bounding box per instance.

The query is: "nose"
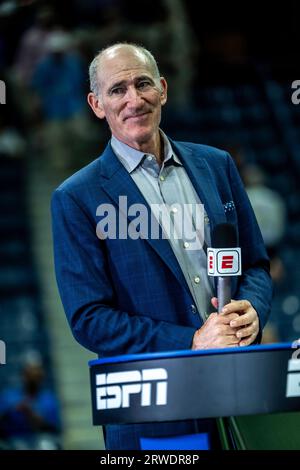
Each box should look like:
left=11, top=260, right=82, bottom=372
left=125, top=86, right=144, bottom=109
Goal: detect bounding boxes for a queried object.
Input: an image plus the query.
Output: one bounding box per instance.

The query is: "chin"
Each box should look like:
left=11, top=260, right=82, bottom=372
left=129, top=127, right=153, bottom=144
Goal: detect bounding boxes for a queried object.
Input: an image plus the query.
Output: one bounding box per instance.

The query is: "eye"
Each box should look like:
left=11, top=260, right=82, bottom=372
left=137, top=80, right=151, bottom=90
left=110, top=87, right=125, bottom=96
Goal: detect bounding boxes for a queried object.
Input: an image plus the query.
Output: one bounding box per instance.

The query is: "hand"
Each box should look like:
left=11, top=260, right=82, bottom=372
left=222, top=299, right=259, bottom=346
left=192, top=298, right=240, bottom=350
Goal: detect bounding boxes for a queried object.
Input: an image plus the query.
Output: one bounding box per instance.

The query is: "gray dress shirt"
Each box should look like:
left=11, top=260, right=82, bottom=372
left=111, top=132, right=214, bottom=321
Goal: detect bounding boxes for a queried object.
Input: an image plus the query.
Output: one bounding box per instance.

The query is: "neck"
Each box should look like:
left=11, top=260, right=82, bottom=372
left=138, top=132, right=164, bottom=164
left=116, top=131, right=164, bottom=165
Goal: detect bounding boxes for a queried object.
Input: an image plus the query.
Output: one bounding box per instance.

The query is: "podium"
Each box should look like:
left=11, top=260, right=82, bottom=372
left=89, top=343, right=300, bottom=449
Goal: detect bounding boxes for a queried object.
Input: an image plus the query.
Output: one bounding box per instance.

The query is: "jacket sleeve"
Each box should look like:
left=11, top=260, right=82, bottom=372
left=225, top=152, right=273, bottom=341
left=51, top=188, right=196, bottom=356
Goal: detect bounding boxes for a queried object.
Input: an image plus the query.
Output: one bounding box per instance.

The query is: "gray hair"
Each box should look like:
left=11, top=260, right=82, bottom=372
left=88, top=42, right=161, bottom=97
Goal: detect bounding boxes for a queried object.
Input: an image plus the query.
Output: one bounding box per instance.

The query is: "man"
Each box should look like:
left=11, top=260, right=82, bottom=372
left=51, top=43, right=272, bottom=449
left=0, top=359, right=61, bottom=449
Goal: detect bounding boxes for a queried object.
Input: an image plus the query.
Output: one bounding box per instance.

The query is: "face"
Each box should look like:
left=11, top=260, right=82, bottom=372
left=87, top=47, right=167, bottom=151
left=23, top=364, right=44, bottom=389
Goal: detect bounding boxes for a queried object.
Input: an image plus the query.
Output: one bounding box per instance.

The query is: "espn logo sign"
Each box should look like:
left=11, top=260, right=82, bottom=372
left=95, top=368, right=168, bottom=410
left=220, top=255, right=234, bottom=269
left=208, top=248, right=241, bottom=276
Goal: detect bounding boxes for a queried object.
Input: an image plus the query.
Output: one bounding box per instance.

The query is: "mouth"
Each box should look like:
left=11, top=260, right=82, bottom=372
left=124, top=111, right=150, bottom=121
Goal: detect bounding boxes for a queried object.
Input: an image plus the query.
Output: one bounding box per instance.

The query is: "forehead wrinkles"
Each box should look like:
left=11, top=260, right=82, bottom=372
left=104, top=68, right=152, bottom=90
left=97, top=52, right=155, bottom=90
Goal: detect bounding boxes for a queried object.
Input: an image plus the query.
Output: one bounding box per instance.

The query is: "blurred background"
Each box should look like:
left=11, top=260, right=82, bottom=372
left=0, top=0, right=299, bottom=450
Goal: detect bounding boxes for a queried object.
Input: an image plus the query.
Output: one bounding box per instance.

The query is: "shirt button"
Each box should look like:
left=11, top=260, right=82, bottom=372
left=191, top=304, right=197, bottom=314
left=183, top=242, right=190, bottom=248
left=159, top=175, right=165, bottom=181
left=147, top=155, right=153, bottom=161
left=194, top=276, right=200, bottom=284
left=204, top=216, right=210, bottom=224
left=171, top=207, right=178, bottom=214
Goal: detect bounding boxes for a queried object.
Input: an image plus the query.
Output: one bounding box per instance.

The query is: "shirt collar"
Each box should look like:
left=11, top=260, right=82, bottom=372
left=111, top=130, right=182, bottom=174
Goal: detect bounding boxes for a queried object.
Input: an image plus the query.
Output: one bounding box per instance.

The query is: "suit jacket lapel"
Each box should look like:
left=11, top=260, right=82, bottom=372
left=98, top=143, right=191, bottom=294
left=171, top=141, right=227, bottom=230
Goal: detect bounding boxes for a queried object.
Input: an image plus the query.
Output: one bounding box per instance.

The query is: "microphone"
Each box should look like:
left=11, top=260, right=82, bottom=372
left=207, top=223, right=241, bottom=313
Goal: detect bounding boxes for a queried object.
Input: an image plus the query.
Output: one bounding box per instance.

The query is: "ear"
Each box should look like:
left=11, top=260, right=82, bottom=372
left=159, top=77, right=168, bottom=106
left=87, top=92, right=106, bottom=119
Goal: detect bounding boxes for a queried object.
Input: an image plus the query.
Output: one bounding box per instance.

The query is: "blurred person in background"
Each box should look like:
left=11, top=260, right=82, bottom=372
left=30, top=30, right=91, bottom=171
left=8, top=6, right=57, bottom=131
left=13, top=6, right=56, bottom=87
left=242, top=164, right=287, bottom=343
left=242, top=164, right=286, bottom=254
left=51, top=43, right=272, bottom=450
left=0, top=357, right=61, bottom=450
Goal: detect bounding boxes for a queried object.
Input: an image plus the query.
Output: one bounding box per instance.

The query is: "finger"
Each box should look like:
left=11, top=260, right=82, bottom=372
left=230, top=310, right=256, bottom=328
left=215, top=336, right=240, bottom=348
left=223, top=336, right=240, bottom=346
left=221, top=313, right=239, bottom=324
left=220, top=325, right=240, bottom=335
left=215, top=315, right=240, bottom=331
left=226, top=334, right=240, bottom=344
left=211, top=297, right=218, bottom=309
left=236, top=320, right=259, bottom=339
left=222, top=299, right=251, bottom=314
left=239, top=332, right=258, bottom=347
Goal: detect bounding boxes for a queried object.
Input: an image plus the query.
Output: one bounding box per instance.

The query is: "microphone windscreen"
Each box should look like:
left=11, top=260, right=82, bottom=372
left=211, top=223, right=237, bottom=248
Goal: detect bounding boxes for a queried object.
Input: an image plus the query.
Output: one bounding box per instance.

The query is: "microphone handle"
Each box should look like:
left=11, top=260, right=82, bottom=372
left=217, top=277, right=231, bottom=313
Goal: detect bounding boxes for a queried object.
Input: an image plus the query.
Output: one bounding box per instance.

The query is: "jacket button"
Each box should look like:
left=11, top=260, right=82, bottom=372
left=191, top=304, right=197, bottom=314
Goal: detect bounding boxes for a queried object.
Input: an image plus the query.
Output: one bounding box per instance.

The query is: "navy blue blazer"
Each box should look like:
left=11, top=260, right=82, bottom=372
left=51, top=140, right=272, bottom=357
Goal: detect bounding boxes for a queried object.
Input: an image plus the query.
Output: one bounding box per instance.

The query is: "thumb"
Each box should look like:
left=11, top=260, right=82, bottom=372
left=211, top=297, right=218, bottom=309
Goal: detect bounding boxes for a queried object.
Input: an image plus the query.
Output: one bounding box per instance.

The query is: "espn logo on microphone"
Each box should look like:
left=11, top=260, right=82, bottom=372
left=208, top=248, right=241, bottom=276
